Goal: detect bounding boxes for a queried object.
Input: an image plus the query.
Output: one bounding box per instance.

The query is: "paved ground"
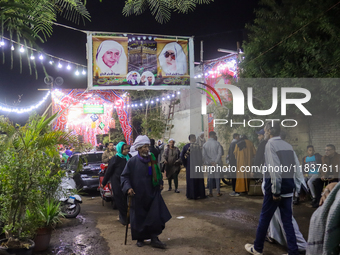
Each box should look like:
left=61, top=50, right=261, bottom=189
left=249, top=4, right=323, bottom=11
left=37, top=172, right=315, bottom=255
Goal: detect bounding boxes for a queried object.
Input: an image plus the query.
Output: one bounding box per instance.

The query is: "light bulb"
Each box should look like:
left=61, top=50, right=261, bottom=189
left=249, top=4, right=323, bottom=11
left=151, top=101, right=154, bottom=104
left=140, top=103, right=143, bottom=106
left=39, top=54, right=43, bottom=60
left=67, top=64, right=71, bottom=70
left=49, top=60, right=53, bottom=65
left=19, top=46, right=24, bottom=53
left=177, top=91, right=180, bottom=94
left=82, top=69, right=86, bottom=75
left=162, top=97, right=165, bottom=100
left=167, top=95, right=170, bottom=99
left=137, top=37, right=141, bottom=40
left=0, top=41, right=4, bottom=46
left=11, top=45, right=14, bottom=51
left=145, top=101, right=148, bottom=104
left=30, top=55, right=35, bottom=60
left=156, top=98, right=159, bottom=101
left=172, top=94, right=175, bottom=97
left=75, top=70, right=79, bottom=76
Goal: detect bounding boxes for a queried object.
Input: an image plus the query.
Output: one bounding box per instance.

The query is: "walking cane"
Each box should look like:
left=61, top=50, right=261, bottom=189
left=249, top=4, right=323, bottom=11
left=124, top=195, right=132, bottom=245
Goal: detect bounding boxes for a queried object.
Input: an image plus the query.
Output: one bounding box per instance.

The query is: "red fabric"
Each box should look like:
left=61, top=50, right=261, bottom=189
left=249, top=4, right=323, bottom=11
left=52, top=89, right=132, bottom=145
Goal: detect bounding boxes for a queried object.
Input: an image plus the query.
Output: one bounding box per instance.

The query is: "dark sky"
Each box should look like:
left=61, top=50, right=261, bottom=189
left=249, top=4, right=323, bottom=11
left=0, top=0, right=258, bottom=124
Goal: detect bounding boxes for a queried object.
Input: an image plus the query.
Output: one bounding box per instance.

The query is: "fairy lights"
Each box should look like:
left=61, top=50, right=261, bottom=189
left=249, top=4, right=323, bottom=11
left=0, top=92, right=51, bottom=114
left=51, top=89, right=183, bottom=111
left=0, top=36, right=86, bottom=76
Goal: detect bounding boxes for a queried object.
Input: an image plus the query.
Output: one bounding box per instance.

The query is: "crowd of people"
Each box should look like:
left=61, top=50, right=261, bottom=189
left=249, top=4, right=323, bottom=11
left=74, top=121, right=340, bottom=253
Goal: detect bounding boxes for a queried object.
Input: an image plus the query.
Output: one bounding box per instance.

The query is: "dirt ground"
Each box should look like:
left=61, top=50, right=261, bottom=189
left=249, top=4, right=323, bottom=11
left=36, top=172, right=315, bottom=255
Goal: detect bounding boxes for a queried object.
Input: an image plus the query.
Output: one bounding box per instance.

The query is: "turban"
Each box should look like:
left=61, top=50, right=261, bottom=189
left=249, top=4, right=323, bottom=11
left=168, top=138, right=175, bottom=144
left=129, top=145, right=138, bottom=157
left=133, top=135, right=150, bottom=149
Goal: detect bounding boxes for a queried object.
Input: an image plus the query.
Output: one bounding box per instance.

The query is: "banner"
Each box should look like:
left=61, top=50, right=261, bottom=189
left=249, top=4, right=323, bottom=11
left=87, top=32, right=194, bottom=90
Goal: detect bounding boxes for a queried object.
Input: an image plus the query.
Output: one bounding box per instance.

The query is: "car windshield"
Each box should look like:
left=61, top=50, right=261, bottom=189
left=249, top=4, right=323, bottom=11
left=83, top=153, right=103, bottom=163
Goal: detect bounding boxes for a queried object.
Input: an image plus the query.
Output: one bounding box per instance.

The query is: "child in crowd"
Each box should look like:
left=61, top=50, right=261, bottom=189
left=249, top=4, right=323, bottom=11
left=302, top=145, right=322, bottom=205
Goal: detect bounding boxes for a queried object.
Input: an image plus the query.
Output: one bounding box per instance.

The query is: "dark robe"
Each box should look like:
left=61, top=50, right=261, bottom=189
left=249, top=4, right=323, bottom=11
left=121, top=156, right=172, bottom=240
left=102, top=155, right=128, bottom=225
left=181, top=143, right=206, bottom=199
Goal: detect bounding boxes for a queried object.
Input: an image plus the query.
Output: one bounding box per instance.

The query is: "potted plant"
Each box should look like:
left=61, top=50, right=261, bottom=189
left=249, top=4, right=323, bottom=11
left=0, top=114, right=77, bottom=254
left=30, top=199, right=64, bottom=252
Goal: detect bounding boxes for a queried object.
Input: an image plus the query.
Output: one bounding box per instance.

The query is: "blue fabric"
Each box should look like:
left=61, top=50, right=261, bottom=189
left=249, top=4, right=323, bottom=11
left=305, top=155, right=319, bottom=174
left=254, top=193, right=299, bottom=255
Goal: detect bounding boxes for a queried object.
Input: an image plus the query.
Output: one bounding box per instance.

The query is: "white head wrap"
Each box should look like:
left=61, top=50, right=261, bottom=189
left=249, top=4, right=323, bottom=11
left=129, top=146, right=138, bottom=157
left=158, top=42, right=187, bottom=75
left=168, top=138, right=175, bottom=144
left=141, top=71, right=155, bottom=86
left=133, top=135, right=150, bottom=149
left=96, top=40, right=127, bottom=75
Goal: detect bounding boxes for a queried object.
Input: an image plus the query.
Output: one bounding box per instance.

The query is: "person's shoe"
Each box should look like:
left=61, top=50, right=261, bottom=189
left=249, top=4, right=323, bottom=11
left=208, top=193, right=213, bottom=197
left=310, top=198, right=316, bottom=205
left=150, top=237, right=166, bottom=249
left=174, top=189, right=180, bottom=193
left=293, top=197, right=300, bottom=205
left=312, top=202, right=319, bottom=208
left=136, top=240, right=144, bottom=247
left=217, top=193, right=223, bottom=197
left=168, top=188, right=172, bottom=191
left=265, top=235, right=275, bottom=244
left=245, top=244, right=263, bottom=255
left=229, top=191, right=240, bottom=196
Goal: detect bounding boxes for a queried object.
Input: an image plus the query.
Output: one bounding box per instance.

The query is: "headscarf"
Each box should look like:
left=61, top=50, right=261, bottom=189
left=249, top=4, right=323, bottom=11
left=158, top=42, right=187, bottom=75
left=141, top=71, right=155, bottom=86
left=62, top=153, right=69, bottom=162
left=116, top=142, right=130, bottom=161
left=96, top=40, right=127, bottom=75
left=133, top=135, right=150, bottom=149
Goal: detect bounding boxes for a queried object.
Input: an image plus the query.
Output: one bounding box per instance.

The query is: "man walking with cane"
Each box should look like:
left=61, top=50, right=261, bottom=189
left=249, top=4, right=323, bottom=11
left=121, top=135, right=171, bottom=248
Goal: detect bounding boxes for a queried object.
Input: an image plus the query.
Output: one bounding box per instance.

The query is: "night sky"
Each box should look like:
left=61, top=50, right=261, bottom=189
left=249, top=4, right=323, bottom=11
left=0, top=0, right=258, bottom=124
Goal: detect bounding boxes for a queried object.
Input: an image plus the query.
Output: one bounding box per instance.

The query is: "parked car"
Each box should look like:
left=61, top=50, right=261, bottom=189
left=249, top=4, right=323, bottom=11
left=67, top=151, right=104, bottom=191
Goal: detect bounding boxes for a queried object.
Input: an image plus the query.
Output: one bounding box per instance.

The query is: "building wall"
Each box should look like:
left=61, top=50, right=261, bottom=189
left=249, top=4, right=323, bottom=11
left=309, top=115, right=340, bottom=155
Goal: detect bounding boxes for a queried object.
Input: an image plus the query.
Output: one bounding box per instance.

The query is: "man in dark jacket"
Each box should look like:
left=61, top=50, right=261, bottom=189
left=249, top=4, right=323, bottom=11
left=228, top=133, right=239, bottom=196
left=245, top=121, right=299, bottom=255
left=313, top=144, right=340, bottom=208
left=149, top=139, right=159, bottom=160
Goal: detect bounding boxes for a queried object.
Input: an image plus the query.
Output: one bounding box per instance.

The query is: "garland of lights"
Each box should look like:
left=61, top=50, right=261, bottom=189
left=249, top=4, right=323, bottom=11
left=0, top=92, right=51, bottom=114
left=52, top=89, right=181, bottom=109
left=0, top=36, right=87, bottom=76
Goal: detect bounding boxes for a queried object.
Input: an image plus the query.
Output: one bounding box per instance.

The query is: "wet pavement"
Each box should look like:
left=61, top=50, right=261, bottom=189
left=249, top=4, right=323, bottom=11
left=34, top=172, right=315, bottom=255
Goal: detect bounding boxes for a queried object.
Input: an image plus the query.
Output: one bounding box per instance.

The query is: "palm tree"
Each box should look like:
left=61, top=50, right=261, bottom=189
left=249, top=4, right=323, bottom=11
left=122, top=0, right=213, bottom=24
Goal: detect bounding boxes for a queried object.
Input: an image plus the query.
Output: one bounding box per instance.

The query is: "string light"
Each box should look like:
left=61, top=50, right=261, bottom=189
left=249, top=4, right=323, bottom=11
left=67, top=63, right=71, bottom=70
left=52, top=89, right=183, bottom=110
left=58, top=62, right=62, bottom=68
left=0, top=36, right=87, bottom=71
left=75, top=66, right=79, bottom=76
left=82, top=68, right=86, bottom=75
left=0, top=91, right=50, bottom=114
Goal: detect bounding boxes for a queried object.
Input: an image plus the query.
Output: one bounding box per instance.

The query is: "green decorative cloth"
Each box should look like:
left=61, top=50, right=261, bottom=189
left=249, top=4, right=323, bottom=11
left=116, top=142, right=130, bottom=161
left=150, top=152, right=162, bottom=187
